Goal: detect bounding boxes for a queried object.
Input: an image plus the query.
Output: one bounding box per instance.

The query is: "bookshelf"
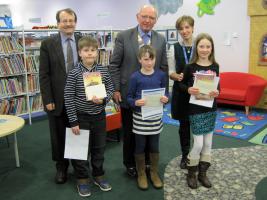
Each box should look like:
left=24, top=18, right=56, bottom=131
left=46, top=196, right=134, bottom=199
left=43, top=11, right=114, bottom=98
left=0, top=29, right=118, bottom=124
left=0, top=29, right=30, bottom=122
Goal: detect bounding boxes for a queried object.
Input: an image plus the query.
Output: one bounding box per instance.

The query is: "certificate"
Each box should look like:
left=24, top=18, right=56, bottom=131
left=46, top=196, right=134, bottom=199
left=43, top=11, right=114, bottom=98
left=189, top=76, right=219, bottom=108
left=141, top=88, right=165, bottom=120
left=64, top=128, right=89, bottom=160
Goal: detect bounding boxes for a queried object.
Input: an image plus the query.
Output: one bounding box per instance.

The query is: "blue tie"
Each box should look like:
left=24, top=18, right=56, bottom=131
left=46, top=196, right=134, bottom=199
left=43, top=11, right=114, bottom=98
left=142, top=34, right=150, bottom=45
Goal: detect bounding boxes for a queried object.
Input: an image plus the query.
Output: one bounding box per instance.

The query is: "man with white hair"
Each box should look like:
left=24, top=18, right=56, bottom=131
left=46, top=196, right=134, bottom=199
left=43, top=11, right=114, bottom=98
left=109, top=4, right=168, bottom=187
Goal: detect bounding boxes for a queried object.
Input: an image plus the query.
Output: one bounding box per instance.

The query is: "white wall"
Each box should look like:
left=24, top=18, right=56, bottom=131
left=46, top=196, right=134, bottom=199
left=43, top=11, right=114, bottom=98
left=4, top=0, right=250, bottom=72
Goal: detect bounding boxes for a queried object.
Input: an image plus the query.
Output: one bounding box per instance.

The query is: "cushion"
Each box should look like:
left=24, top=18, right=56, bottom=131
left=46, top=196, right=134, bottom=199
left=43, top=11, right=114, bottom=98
left=219, top=88, right=246, bottom=102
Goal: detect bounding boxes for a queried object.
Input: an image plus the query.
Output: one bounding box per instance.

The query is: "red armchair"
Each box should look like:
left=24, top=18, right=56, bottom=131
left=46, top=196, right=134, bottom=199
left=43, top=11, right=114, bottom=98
left=217, top=72, right=267, bottom=114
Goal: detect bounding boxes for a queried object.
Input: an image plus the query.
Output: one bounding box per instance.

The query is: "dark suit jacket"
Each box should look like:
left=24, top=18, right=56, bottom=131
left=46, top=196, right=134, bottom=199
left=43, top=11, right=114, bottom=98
left=109, top=26, right=168, bottom=108
left=39, top=33, right=80, bottom=116
left=171, top=42, right=190, bottom=120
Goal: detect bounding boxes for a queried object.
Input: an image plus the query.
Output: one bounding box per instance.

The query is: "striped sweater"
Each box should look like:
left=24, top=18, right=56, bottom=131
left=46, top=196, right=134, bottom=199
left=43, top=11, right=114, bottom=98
left=64, top=62, right=114, bottom=127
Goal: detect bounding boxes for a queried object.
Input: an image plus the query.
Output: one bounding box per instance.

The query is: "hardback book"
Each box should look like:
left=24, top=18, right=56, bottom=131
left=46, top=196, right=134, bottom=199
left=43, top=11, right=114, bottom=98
left=83, top=71, right=106, bottom=101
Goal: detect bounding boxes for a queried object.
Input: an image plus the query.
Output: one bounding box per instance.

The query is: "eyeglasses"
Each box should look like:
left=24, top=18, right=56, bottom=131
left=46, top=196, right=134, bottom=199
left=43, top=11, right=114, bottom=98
left=140, top=15, right=156, bottom=21
left=60, top=19, right=76, bottom=24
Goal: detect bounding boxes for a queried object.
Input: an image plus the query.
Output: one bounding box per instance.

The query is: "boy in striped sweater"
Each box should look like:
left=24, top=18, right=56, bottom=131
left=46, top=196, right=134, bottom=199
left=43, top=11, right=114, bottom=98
left=64, top=36, right=114, bottom=197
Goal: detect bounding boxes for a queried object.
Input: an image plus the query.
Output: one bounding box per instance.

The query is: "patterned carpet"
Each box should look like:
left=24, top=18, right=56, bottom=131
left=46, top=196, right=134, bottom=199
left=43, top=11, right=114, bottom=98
left=164, top=146, right=267, bottom=200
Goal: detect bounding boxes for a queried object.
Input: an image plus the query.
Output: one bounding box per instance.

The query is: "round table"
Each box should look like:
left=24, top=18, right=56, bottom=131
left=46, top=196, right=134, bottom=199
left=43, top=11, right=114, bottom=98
left=0, top=115, right=25, bottom=167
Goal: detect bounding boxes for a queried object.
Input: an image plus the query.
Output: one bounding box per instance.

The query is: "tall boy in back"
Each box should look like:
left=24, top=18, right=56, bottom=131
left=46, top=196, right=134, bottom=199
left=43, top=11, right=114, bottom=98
left=127, top=45, right=168, bottom=190
left=64, top=36, right=114, bottom=197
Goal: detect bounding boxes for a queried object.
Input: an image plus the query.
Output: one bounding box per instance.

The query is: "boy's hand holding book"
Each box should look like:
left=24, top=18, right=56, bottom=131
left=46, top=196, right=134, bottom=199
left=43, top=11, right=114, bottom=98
left=92, top=96, right=104, bottom=105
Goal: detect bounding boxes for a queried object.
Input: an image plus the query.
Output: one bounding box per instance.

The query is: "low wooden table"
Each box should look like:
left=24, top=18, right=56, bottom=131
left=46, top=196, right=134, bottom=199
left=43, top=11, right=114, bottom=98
left=0, top=115, right=25, bottom=167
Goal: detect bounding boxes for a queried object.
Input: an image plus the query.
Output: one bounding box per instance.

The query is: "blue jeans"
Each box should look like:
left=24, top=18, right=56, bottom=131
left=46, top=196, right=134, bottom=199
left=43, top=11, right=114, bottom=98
left=135, top=134, right=159, bottom=154
left=71, top=111, right=106, bottom=178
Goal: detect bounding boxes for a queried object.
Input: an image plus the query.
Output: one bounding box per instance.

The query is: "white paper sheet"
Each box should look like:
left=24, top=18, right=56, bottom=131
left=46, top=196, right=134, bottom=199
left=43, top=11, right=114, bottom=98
left=85, top=83, right=107, bottom=101
left=189, top=77, right=220, bottom=108
left=64, top=128, right=89, bottom=160
left=141, top=88, right=165, bottom=120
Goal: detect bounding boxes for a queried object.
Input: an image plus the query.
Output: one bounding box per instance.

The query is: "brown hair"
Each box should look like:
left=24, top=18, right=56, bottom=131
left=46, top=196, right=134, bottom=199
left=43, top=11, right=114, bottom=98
left=175, top=15, right=194, bottom=30
left=190, top=33, right=218, bottom=65
left=56, top=8, right=77, bottom=23
left=138, top=45, right=156, bottom=59
left=78, top=36, right=98, bottom=50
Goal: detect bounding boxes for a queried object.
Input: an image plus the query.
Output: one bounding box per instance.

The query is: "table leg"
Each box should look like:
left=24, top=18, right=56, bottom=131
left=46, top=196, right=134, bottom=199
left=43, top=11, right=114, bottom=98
left=14, top=133, right=20, bottom=167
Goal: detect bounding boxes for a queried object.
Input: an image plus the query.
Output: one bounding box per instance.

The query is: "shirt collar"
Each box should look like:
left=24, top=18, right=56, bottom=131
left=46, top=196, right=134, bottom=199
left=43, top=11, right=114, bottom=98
left=137, top=25, right=152, bottom=38
left=79, top=61, right=97, bottom=72
left=60, top=32, right=75, bottom=42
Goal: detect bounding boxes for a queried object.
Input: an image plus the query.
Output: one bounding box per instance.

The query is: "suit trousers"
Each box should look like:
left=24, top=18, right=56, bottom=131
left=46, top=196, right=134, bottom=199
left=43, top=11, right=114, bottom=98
left=71, top=112, right=106, bottom=178
left=178, top=119, right=191, bottom=157
left=121, top=108, right=135, bottom=168
left=48, top=110, right=70, bottom=170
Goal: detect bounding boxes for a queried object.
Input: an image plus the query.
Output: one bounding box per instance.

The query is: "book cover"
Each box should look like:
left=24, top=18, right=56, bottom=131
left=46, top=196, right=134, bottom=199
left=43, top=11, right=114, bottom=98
left=189, top=71, right=219, bottom=108
left=83, top=72, right=106, bottom=101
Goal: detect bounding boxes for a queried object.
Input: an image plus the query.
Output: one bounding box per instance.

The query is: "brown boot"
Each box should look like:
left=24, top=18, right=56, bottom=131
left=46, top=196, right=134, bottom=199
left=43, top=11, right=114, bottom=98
left=150, top=153, right=163, bottom=189
left=135, top=154, right=148, bottom=190
left=187, top=166, right=198, bottom=189
left=198, top=161, right=212, bottom=188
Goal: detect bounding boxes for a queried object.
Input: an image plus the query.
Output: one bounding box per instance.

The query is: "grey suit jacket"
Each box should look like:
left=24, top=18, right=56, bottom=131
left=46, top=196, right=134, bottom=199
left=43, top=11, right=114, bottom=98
left=39, top=33, right=80, bottom=116
left=109, top=26, right=168, bottom=108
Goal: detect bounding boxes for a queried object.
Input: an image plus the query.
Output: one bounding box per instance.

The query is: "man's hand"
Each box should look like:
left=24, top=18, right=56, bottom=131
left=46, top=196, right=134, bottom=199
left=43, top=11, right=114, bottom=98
left=46, top=103, right=55, bottom=111
left=113, top=91, right=122, bottom=104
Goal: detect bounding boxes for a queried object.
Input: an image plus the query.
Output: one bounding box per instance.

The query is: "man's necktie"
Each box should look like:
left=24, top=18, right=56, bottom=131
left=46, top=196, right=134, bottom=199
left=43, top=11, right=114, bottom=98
left=66, top=38, right=74, bottom=73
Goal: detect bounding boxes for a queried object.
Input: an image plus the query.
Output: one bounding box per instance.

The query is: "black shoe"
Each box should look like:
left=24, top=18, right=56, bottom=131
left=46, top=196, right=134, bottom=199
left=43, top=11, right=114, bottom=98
left=126, top=167, right=137, bottom=177
left=55, top=169, right=67, bottom=184
left=180, top=158, right=187, bottom=169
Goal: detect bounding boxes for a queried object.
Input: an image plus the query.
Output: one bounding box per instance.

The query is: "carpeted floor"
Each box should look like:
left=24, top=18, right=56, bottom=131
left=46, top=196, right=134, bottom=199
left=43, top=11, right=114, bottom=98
left=0, top=118, right=266, bottom=200
left=163, top=104, right=267, bottom=140
left=164, top=145, right=267, bottom=200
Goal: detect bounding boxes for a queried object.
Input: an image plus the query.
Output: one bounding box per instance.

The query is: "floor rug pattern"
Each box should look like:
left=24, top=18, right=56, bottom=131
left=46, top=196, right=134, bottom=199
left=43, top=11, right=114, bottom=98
left=249, top=127, right=267, bottom=146
left=163, top=104, right=267, bottom=140
left=164, top=146, right=267, bottom=200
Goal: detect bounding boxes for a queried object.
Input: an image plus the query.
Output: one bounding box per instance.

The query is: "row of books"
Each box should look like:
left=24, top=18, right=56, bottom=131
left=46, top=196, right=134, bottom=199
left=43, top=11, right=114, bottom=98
left=76, top=31, right=112, bottom=48
left=29, top=94, right=43, bottom=112
left=26, top=55, right=39, bottom=73
left=0, top=54, right=25, bottom=76
left=0, top=36, right=23, bottom=54
left=27, top=74, right=40, bottom=92
left=97, top=49, right=112, bottom=66
left=0, top=96, right=27, bottom=115
left=0, top=77, right=25, bottom=97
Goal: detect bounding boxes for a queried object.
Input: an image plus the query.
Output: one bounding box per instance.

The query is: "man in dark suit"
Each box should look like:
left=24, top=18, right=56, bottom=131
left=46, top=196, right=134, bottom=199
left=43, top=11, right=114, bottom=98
left=109, top=5, right=168, bottom=177
left=39, top=8, right=80, bottom=184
